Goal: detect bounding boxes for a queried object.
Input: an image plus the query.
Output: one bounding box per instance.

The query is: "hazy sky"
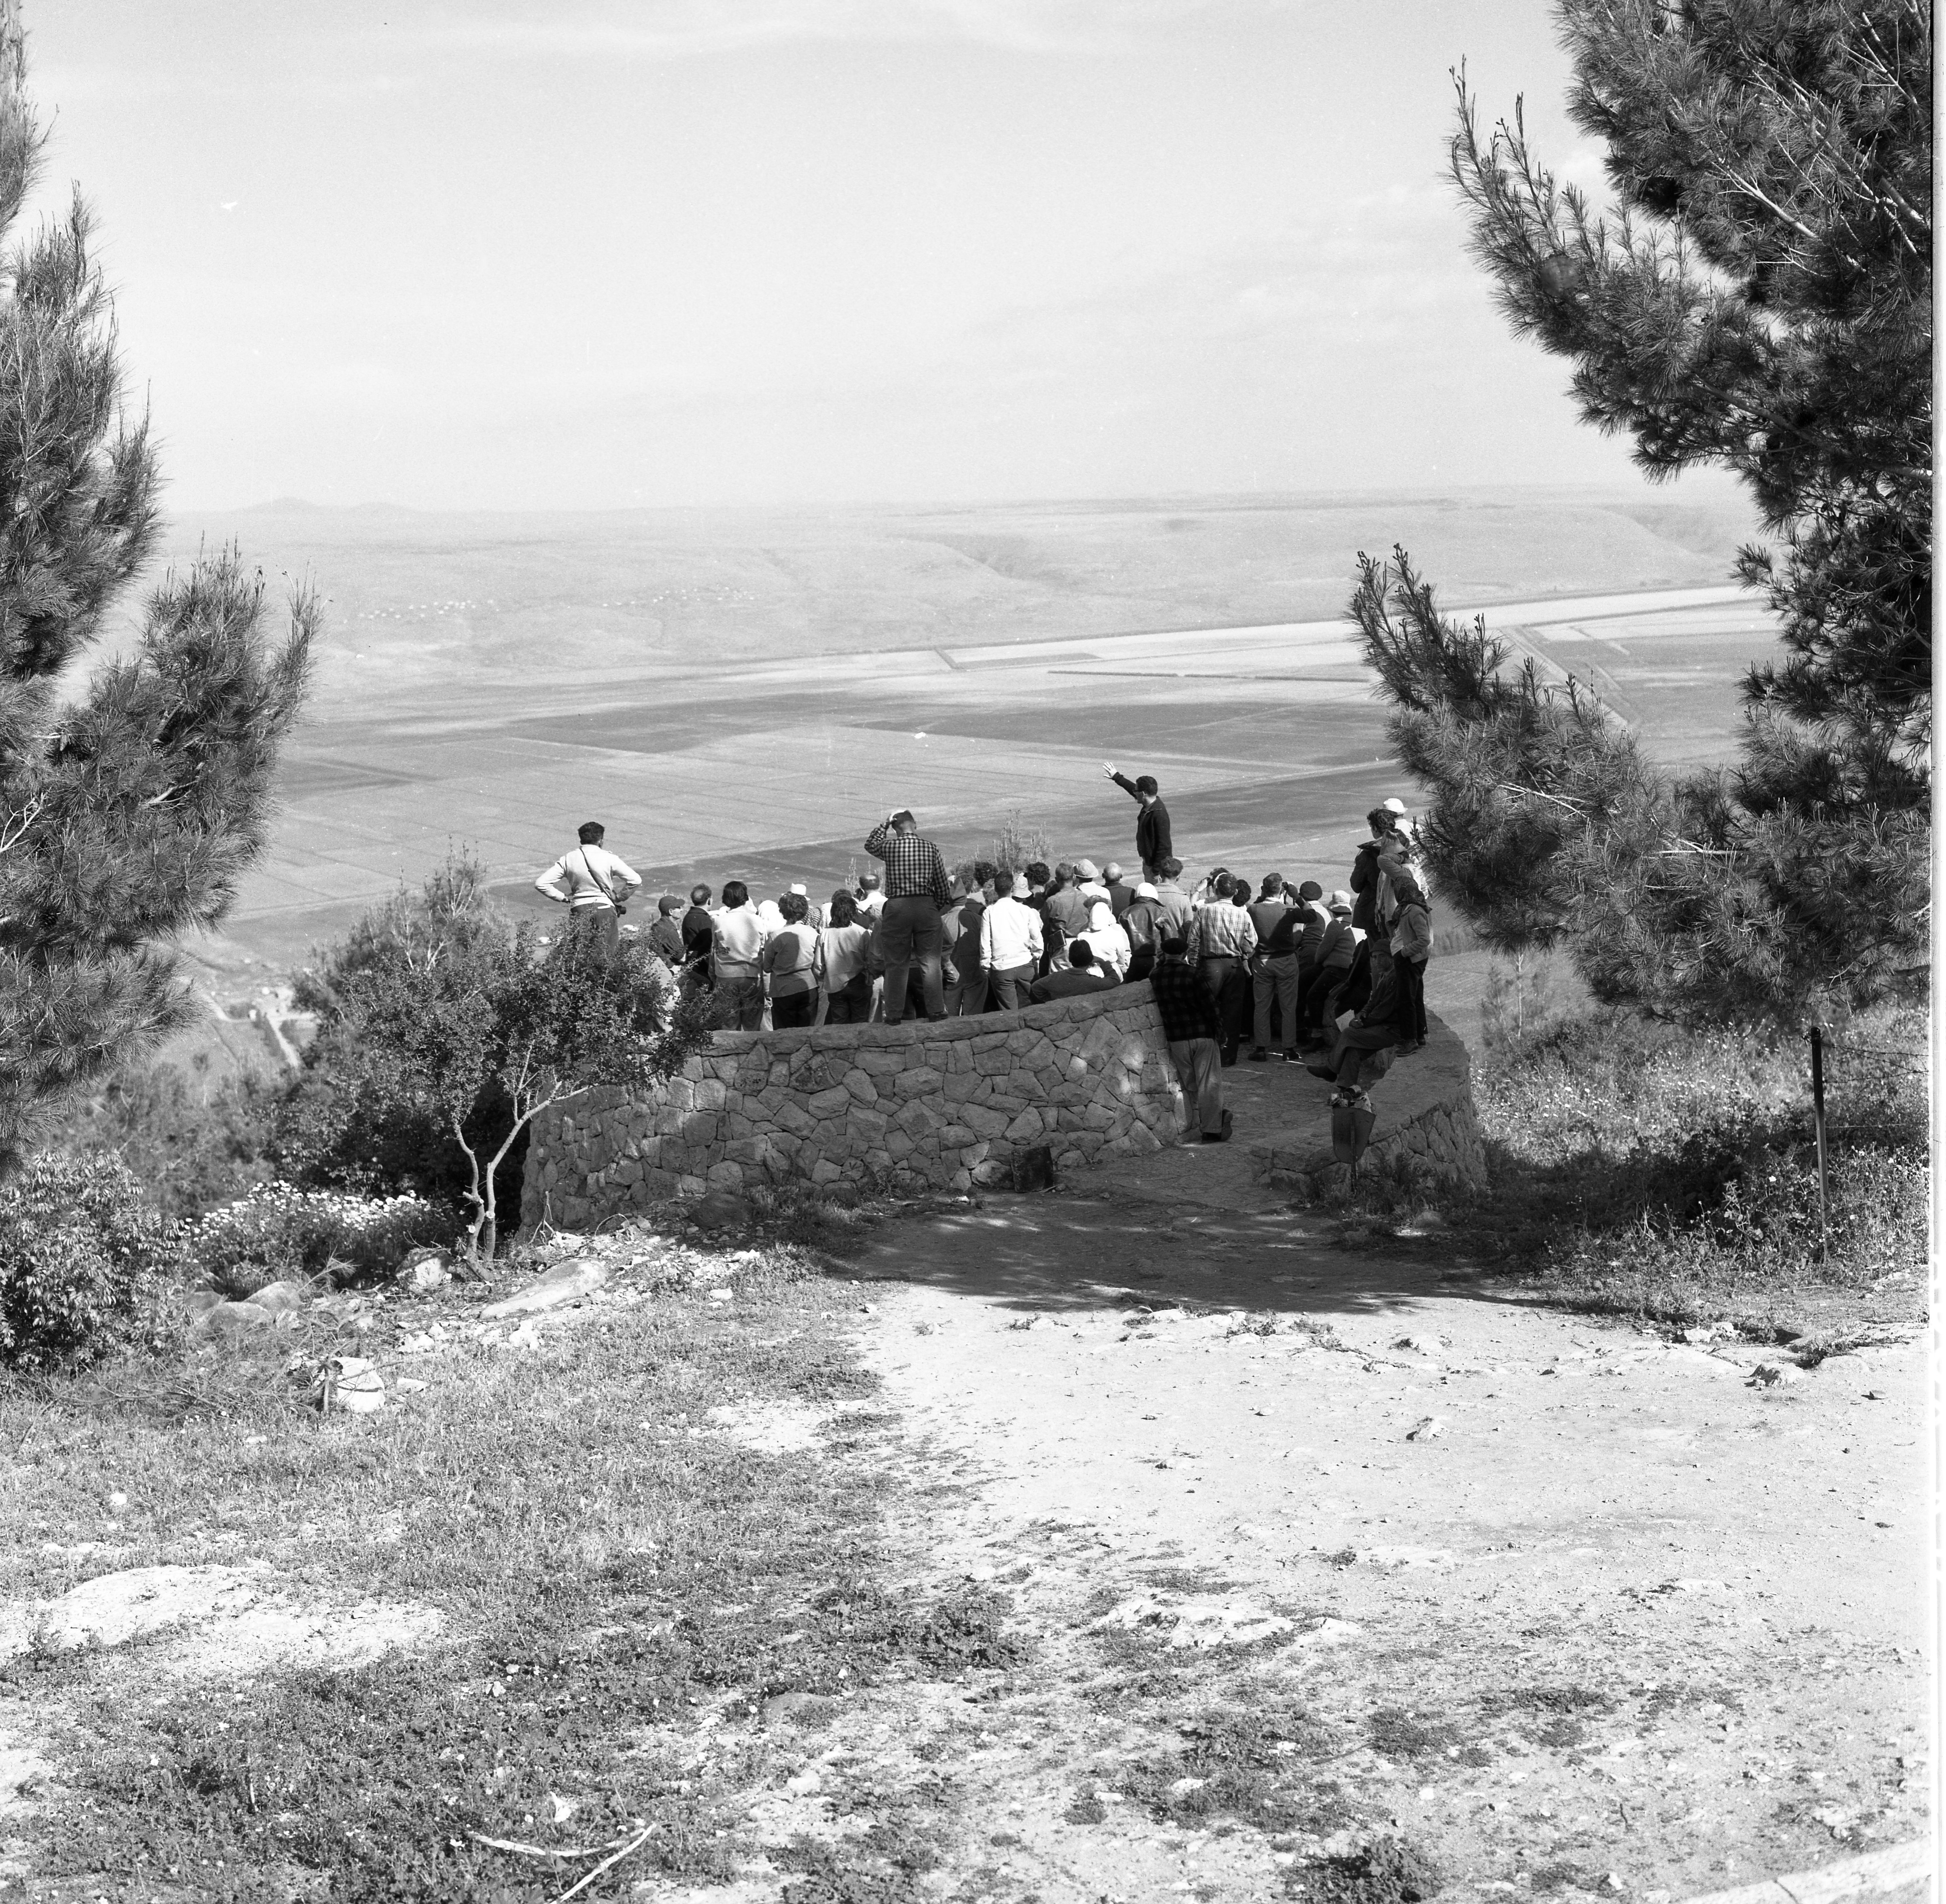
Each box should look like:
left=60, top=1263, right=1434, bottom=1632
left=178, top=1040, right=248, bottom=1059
left=29, top=2, right=1679, bottom=511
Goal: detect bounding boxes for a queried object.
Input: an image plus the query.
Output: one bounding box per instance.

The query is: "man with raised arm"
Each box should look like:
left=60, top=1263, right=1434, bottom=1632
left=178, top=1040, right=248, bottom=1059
left=1103, top=763, right=1173, bottom=882
left=863, top=808, right=952, bottom=1024
left=533, top=820, right=641, bottom=962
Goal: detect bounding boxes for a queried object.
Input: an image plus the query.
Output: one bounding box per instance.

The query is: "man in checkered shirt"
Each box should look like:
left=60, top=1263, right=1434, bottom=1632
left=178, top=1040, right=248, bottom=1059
left=863, top=808, right=952, bottom=1022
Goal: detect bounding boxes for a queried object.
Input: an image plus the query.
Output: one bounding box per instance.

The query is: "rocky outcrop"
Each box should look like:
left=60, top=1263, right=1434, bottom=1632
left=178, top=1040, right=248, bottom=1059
left=523, top=986, right=1190, bottom=1227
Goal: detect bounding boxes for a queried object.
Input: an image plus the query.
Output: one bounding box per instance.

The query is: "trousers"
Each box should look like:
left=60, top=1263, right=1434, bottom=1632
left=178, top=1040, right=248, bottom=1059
left=1168, top=1037, right=1225, bottom=1136
left=1393, top=956, right=1428, bottom=1044
left=878, top=895, right=946, bottom=1022
left=1197, top=956, right=1249, bottom=1063
left=988, top=962, right=1037, bottom=1010
left=567, top=904, right=620, bottom=962
left=1252, top=953, right=1303, bottom=1050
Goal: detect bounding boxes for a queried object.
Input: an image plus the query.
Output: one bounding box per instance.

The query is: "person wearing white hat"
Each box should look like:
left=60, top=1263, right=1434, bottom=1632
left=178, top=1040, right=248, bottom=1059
left=1121, top=879, right=1165, bottom=982
left=788, top=881, right=824, bottom=930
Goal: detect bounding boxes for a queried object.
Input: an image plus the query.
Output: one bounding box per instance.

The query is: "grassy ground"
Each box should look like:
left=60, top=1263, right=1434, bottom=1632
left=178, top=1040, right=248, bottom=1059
left=0, top=1223, right=1028, bottom=1903
left=1334, top=1006, right=1927, bottom=1347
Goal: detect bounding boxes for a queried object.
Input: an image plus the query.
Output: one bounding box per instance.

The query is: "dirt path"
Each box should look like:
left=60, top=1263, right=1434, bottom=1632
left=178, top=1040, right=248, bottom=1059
left=830, top=1185, right=1928, bottom=1902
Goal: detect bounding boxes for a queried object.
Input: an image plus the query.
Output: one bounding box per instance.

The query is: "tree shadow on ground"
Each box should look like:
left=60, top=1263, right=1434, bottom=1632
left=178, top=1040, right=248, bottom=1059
left=849, top=1191, right=1506, bottom=1322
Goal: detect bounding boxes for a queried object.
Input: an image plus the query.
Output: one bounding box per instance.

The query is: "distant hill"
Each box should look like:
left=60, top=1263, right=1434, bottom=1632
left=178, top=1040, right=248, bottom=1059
left=136, top=485, right=1762, bottom=714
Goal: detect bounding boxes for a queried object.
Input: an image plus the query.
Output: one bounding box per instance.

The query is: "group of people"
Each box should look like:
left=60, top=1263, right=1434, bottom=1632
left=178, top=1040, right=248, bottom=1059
left=531, top=767, right=1433, bottom=1146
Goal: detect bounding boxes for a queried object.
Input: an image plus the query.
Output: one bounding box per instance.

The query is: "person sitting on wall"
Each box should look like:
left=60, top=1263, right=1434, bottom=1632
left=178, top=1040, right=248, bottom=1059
left=533, top=820, right=641, bottom=963
left=1028, top=939, right=1117, bottom=1001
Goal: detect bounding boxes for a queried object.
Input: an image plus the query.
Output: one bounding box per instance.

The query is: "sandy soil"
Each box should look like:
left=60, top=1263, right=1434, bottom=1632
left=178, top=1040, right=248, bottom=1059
left=803, top=1179, right=1930, bottom=1901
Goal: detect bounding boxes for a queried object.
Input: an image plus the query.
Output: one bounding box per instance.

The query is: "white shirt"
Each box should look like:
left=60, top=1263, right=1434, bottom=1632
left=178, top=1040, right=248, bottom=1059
left=534, top=843, right=641, bottom=910
left=979, top=895, right=1044, bottom=972
left=712, top=904, right=769, bottom=973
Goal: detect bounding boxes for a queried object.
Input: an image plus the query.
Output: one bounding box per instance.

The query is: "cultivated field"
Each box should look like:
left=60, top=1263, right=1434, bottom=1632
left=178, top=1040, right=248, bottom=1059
left=132, top=486, right=1770, bottom=972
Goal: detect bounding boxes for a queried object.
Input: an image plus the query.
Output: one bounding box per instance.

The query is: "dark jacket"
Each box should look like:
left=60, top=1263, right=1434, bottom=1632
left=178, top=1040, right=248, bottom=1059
left=1148, top=956, right=1221, bottom=1042
left=1350, top=839, right=1385, bottom=932
left=1112, top=773, right=1172, bottom=866
left=679, top=905, right=714, bottom=977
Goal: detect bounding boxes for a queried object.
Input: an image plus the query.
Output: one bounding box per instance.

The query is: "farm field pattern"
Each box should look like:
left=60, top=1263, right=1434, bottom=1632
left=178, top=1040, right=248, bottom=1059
left=143, top=488, right=1776, bottom=969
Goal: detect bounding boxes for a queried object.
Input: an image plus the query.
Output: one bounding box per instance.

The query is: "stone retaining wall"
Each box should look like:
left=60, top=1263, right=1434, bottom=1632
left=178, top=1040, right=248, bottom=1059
left=1248, top=1014, right=1485, bottom=1200
left=523, top=986, right=1190, bottom=1228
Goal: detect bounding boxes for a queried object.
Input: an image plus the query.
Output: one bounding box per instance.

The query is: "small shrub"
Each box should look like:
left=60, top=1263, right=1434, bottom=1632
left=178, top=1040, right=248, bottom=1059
left=0, top=1156, right=175, bottom=1370
left=173, top=1184, right=452, bottom=1296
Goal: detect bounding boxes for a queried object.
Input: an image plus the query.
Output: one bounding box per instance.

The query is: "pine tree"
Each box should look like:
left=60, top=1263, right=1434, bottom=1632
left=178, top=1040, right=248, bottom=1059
left=0, top=1, right=314, bottom=1170
left=1353, top=0, right=1930, bottom=1023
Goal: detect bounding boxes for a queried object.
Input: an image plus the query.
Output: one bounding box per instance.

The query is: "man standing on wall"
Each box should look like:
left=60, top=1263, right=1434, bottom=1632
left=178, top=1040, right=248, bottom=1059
left=534, top=820, right=641, bottom=962
left=864, top=808, right=952, bottom=1024
left=1103, top=763, right=1173, bottom=881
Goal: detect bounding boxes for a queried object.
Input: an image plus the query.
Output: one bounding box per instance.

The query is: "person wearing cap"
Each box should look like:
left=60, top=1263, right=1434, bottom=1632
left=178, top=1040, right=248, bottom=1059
left=854, top=870, right=885, bottom=920
left=647, top=893, right=687, bottom=966
left=1298, top=890, right=1361, bottom=1046
left=1104, top=862, right=1138, bottom=917
left=533, top=820, right=642, bottom=964
left=1120, top=879, right=1164, bottom=982
left=1043, top=862, right=1091, bottom=967
left=1147, top=934, right=1231, bottom=1143
left=978, top=870, right=1044, bottom=1009
left=1074, top=858, right=1109, bottom=906
left=1104, top=763, right=1173, bottom=882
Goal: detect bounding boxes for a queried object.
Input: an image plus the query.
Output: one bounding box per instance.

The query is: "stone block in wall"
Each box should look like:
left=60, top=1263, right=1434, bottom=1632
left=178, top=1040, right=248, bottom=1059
left=973, top=1046, right=1016, bottom=1077
left=891, top=1066, right=945, bottom=1100
left=1123, top=1122, right=1163, bottom=1156
left=858, top=1050, right=909, bottom=1078
left=849, top=1106, right=889, bottom=1140
left=940, top=1124, right=976, bottom=1146
left=812, top=1159, right=845, bottom=1186
left=944, top=1043, right=974, bottom=1073
left=808, top=1085, right=852, bottom=1120
left=961, top=1102, right=1011, bottom=1140
left=885, top=1129, right=915, bottom=1161
left=842, top=1069, right=878, bottom=1106
left=942, top=1072, right=980, bottom=1103
left=695, top=1078, right=727, bottom=1112
left=1005, top=1108, right=1045, bottom=1142
left=773, top=1101, right=819, bottom=1138
left=1056, top=1149, right=1085, bottom=1171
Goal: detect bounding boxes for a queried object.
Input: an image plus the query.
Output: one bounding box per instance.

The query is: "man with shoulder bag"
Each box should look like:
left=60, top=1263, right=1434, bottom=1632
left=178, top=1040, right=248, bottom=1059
left=534, top=820, right=641, bottom=962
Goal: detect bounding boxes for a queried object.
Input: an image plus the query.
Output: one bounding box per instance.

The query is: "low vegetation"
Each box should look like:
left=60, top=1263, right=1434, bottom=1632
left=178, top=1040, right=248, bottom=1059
left=1339, top=1003, right=1927, bottom=1340
left=3, top=1236, right=1019, bottom=1900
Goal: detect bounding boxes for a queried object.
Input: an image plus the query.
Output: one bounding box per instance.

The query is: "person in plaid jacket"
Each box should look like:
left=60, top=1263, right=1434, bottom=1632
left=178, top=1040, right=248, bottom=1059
left=863, top=809, right=952, bottom=1023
